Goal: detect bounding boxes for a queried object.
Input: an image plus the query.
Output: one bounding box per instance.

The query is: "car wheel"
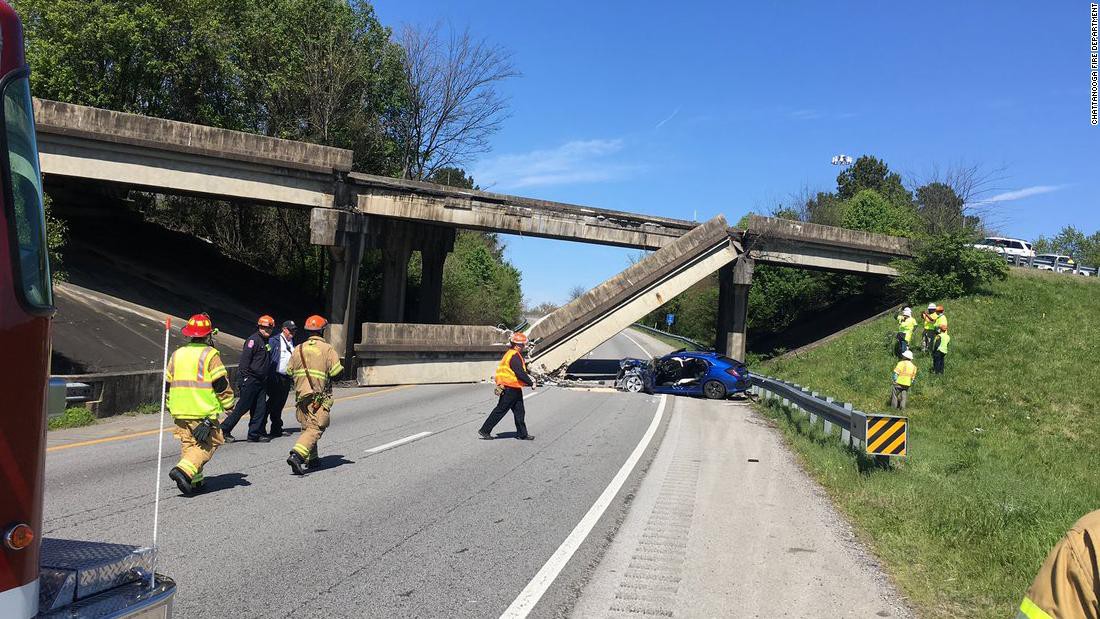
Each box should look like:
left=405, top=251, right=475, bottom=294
left=624, top=374, right=644, bottom=393
left=703, top=380, right=727, bottom=400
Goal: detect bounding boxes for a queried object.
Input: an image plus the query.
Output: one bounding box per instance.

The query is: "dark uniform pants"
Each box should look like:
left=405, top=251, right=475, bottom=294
left=480, top=387, right=528, bottom=438
left=932, top=351, right=946, bottom=374
left=265, top=374, right=292, bottom=434
left=221, top=375, right=267, bottom=439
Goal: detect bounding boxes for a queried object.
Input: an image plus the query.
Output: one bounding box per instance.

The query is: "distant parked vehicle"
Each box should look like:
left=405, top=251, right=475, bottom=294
left=973, top=236, right=1036, bottom=259
left=1035, top=254, right=1089, bottom=275
left=615, top=350, right=749, bottom=400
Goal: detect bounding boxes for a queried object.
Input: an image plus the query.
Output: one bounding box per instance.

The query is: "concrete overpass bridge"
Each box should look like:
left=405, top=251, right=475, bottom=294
left=34, top=98, right=912, bottom=381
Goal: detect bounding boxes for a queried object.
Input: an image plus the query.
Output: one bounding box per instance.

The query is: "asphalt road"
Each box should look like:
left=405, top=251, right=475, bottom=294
left=43, top=331, right=675, bottom=618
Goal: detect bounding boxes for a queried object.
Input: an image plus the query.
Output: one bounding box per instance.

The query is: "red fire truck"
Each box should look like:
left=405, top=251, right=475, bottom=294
left=0, top=2, right=176, bottom=616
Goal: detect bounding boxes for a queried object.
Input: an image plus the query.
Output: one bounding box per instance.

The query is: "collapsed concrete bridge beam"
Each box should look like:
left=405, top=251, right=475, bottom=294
left=526, top=216, right=741, bottom=374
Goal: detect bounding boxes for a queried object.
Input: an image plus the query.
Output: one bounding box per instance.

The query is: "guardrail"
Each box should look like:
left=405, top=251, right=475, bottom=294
left=747, top=373, right=908, bottom=458
left=630, top=323, right=710, bottom=350
left=1003, top=254, right=1097, bottom=276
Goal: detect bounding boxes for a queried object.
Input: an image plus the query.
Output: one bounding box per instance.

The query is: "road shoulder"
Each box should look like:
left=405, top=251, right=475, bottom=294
left=570, top=396, right=913, bottom=618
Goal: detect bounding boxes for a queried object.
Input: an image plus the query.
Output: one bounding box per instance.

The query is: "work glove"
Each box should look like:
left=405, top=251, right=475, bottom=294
left=191, top=418, right=216, bottom=445
left=494, top=385, right=504, bottom=397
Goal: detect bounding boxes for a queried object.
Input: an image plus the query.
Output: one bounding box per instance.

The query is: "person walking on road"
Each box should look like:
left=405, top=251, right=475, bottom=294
left=165, top=314, right=235, bottom=495
left=264, top=320, right=297, bottom=437
left=286, top=315, right=344, bottom=475
left=890, top=350, right=917, bottom=410
left=931, top=324, right=950, bottom=375
left=896, top=307, right=917, bottom=356
left=921, top=303, right=939, bottom=352
left=479, top=332, right=536, bottom=441
left=1017, top=508, right=1100, bottom=619
left=221, top=315, right=274, bottom=443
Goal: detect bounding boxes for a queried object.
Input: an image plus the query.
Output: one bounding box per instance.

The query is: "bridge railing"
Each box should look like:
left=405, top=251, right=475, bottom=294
left=747, top=373, right=908, bottom=458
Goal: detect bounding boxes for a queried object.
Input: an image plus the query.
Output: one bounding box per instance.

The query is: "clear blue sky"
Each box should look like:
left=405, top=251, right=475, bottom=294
left=373, top=1, right=1099, bottom=306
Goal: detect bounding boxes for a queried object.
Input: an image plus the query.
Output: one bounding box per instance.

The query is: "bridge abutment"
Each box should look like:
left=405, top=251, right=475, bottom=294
left=715, top=256, right=754, bottom=361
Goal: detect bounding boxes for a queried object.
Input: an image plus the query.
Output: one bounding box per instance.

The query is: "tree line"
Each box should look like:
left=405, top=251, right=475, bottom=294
left=19, top=0, right=523, bottom=326
left=644, top=155, right=1010, bottom=354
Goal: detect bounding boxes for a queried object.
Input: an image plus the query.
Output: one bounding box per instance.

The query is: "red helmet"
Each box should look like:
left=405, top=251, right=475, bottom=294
left=510, top=332, right=529, bottom=345
left=304, top=315, right=327, bottom=331
left=257, top=315, right=276, bottom=328
left=182, top=314, right=214, bottom=337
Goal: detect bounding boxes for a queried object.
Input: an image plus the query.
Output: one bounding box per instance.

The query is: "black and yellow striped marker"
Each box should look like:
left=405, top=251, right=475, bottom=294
left=865, top=414, right=907, bottom=457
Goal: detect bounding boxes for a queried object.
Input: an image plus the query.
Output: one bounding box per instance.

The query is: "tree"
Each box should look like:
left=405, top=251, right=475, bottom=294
left=836, top=155, right=912, bottom=208
left=841, top=189, right=919, bottom=237
left=1033, top=226, right=1100, bottom=266
left=440, top=231, right=521, bottom=326
left=395, top=23, right=518, bottom=180
left=427, top=166, right=477, bottom=189
left=890, top=233, right=1008, bottom=301
left=567, top=285, right=587, bottom=301
left=914, top=182, right=980, bottom=235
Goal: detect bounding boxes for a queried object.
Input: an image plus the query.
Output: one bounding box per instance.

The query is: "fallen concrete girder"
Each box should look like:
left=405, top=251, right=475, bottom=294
left=526, top=215, right=740, bottom=374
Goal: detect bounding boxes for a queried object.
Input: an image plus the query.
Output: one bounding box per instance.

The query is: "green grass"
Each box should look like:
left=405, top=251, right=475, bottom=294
left=48, top=406, right=98, bottom=430
left=757, top=269, right=1100, bottom=618
left=121, top=402, right=161, bottom=416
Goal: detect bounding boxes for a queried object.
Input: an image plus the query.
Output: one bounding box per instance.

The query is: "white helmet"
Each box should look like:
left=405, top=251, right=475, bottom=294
left=901, top=350, right=914, bottom=360
left=902, top=307, right=912, bottom=317
left=927, top=303, right=937, bottom=311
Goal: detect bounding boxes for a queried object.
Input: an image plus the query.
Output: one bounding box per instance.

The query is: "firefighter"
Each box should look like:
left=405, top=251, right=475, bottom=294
left=921, top=303, right=939, bottom=352
left=896, top=307, right=917, bottom=356
left=478, top=332, right=536, bottom=441
left=890, top=349, right=917, bottom=410
left=932, top=323, right=950, bottom=375
left=286, top=315, right=343, bottom=475
left=1018, top=509, right=1100, bottom=618
left=221, top=315, right=275, bottom=442
left=165, top=314, right=235, bottom=495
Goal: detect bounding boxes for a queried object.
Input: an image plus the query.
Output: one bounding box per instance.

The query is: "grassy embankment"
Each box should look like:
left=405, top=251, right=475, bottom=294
left=757, top=269, right=1099, bottom=618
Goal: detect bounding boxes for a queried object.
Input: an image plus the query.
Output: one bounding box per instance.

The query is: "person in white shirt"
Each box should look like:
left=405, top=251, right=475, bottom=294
left=264, top=320, right=297, bottom=437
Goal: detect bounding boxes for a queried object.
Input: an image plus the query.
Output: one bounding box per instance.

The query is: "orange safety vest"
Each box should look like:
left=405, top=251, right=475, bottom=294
left=495, top=348, right=527, bottom=388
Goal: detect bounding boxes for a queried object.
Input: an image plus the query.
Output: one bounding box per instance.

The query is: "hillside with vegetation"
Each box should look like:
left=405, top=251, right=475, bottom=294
left=758, top=269, right=1100, bottom=618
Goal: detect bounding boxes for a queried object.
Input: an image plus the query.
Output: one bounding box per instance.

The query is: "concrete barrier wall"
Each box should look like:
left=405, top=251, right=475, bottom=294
left=59, top=365, right=239, bottom=418
left=357, top=322, right=508, bottom=349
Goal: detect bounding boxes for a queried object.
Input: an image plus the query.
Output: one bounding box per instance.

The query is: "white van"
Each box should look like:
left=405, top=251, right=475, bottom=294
left=973, top=237, right=1036, bottom=259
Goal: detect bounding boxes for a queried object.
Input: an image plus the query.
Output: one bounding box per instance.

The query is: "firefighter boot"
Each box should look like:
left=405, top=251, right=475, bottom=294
left=287, top=451, right=308, bottom=476
left=169, top=467, right=193, bottom=495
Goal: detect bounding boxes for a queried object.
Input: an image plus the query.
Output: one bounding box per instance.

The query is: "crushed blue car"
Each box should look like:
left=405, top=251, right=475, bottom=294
left=614, top=349, right=750, bottom=399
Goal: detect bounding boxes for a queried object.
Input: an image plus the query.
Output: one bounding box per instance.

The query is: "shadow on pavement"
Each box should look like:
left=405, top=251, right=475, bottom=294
left=491, top=431, right=530, bottom=439
left=310, top=454, right=354, bottom=471
left=187, top=472, right=251, bottom=496
left=565, top=358, right=625, bottom=380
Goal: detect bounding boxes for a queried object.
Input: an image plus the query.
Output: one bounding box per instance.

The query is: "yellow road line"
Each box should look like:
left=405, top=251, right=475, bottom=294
left=46, top=384, right=416, bottom=453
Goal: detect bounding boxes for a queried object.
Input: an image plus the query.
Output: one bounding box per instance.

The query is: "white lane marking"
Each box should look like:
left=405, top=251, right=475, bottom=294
left=621, top=331, right=653, bottom=357
left=500, top=394, right=669, bottom=618
left=365, top=431, right=433, bottom=454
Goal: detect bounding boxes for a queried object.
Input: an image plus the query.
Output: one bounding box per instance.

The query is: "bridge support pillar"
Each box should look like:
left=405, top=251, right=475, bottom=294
left=378, top=219, right=413, bottom=322
left=715, top=256, right=754, bottom=361
left=416, top=227, right=456, bottom=324
left=311, top=209, right=368, bottom=373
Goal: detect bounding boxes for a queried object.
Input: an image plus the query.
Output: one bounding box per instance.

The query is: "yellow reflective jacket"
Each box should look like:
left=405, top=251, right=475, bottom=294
left=922, top=311, right=939, bottom=331
left=495, top=348, right=527, bottom=388
left=1018, top=509, right=1100, bottom=619
left=165, top=343, right=234, bottom=419
left=288, top=336, right=343, bottom=398
left=892, top=360, right=917, bottom=387
left=897, top=316, right=917, bottom=343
